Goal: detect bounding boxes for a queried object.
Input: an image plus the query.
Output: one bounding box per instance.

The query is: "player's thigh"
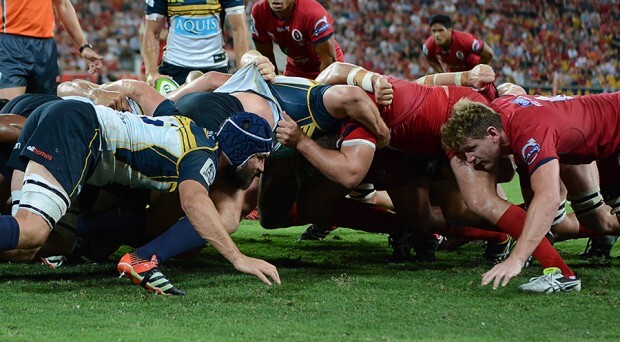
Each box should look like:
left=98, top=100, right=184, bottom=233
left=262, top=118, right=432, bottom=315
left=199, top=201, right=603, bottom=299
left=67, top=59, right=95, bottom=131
left=257, top=157, right=299, bottom=228
left=295, top=163, right=349, bottom=223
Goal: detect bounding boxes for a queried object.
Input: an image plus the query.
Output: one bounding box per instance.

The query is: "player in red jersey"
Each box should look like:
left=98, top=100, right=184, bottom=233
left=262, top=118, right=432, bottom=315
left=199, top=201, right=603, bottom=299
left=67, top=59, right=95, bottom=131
left=422, top=14, right=494, bottom=73
left=442, top=88, right=620, bottom=292
left=276, top=62, right=579, bottom=285
left=250, top=0, right=344, bottom=79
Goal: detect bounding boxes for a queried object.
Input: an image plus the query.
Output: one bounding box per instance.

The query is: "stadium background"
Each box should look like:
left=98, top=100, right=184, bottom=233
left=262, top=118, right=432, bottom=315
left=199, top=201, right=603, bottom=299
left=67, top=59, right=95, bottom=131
left=57, top=0, right=619, bottom=94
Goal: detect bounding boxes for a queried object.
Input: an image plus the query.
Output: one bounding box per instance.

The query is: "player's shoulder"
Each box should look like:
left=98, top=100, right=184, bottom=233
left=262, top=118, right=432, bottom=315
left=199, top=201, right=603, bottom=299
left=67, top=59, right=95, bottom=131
left=422, top=36, right=436, bottom=54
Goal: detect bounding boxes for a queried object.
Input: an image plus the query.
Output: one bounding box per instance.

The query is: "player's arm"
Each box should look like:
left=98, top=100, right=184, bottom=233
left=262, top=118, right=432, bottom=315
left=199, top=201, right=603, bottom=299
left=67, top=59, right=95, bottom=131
left=58, top=79, right=131, bottom=112
left=178, top=180, right=280, bottom=285
left=0, top=115, right=27, bottom=143
left=224, top=5, right=250, bottom=67
left=514, top=160, right=563, bottom=260
left=99, top=80, right=165, bottom=116
left=275, top=113, right=374, bottom=189
left=314, top=37, right=339, bottom=72
left=52, top=0, right=103, bottom=74
left=415, top=64, right=496, bottom=89
left=167, top=72, right=233, bottom=102
left=478, top=43, right=494, bottom=65
left=317, top=62, right=393, bottom=106
left=142, top=16, right=168, bottom=86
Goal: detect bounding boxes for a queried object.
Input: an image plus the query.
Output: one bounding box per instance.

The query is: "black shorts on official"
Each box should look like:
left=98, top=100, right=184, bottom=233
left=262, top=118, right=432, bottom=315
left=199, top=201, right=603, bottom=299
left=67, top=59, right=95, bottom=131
left=159, top=61, right=228, bottom=86
left=0, top=33, right=58, bottom=94
left=7, top=100, right=102, bottom=201
left=173, top=92, right=244, bottom=131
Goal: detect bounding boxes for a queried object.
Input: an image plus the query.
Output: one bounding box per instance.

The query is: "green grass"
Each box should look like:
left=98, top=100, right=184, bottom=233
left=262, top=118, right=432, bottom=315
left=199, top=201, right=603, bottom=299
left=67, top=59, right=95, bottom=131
left=1, top=179, right=620, bottom=341
left=1, top=223, right=619, bottom=341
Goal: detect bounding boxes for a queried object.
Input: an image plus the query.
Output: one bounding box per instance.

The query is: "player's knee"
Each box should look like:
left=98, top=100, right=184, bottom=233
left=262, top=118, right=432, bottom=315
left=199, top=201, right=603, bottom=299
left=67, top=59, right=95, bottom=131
left=13, top=214, right=50, bottom=250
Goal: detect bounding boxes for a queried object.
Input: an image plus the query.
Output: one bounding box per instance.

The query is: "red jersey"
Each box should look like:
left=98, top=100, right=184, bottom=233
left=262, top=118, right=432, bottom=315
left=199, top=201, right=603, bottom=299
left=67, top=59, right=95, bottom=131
left=1, top=0, right=54, bottom=38
left=422, top=30, right=485, bottom=72
left=250, top=0, right=344, bottom=79
left=492, top=93, right=620, bottom=175
left=342, top=79, right=491, bottom=157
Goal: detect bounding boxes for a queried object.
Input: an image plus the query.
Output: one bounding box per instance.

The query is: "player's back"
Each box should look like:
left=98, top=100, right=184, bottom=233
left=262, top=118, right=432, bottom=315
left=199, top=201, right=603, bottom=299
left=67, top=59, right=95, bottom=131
left=90, top=105, right=216, bottom=191
left=493, top=93, right=620, bottom=162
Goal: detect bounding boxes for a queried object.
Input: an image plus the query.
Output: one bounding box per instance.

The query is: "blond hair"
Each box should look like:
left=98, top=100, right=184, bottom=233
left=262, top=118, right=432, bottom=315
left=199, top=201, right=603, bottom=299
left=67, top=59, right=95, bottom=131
left=441, top=98, right=503, bottom=151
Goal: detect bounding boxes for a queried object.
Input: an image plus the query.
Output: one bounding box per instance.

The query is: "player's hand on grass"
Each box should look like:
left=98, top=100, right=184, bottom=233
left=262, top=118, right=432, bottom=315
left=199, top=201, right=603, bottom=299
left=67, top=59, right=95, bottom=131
left=374, top=76, right=393, bottom=106
left=276, top=111, right=305, bottom=148
left=232, top=255, right=281, bottom=286
left=467, top=64, right=495, bottom=90
left=481, top=255, right=523, bottom=289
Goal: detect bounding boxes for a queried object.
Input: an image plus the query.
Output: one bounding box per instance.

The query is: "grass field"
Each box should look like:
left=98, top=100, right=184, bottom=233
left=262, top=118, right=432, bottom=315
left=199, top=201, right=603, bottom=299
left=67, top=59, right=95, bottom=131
left=1, top=181, right=620, bottom=341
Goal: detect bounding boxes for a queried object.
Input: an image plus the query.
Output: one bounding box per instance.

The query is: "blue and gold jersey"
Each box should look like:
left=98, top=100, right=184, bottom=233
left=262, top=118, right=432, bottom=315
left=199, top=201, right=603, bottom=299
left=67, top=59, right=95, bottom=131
left=145, top=0, right=244, bottom=69
left=89, top=105, right=219, bottom=192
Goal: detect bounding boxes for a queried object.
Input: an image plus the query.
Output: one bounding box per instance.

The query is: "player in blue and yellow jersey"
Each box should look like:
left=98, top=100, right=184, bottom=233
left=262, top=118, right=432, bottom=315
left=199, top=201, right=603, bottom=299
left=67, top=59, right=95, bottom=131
left=0, top=86, right=280, bottom=294
left=143, top=0, right=249, bottom=86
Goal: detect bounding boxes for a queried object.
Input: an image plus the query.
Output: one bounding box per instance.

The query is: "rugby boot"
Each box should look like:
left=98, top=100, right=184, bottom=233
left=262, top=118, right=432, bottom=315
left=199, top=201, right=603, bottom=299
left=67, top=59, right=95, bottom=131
left=117, top=251, right=186, bottom=295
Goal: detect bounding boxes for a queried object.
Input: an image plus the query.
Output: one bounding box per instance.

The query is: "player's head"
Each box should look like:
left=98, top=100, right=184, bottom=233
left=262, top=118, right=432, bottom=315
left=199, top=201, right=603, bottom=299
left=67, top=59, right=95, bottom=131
left=429, top=14, right=452, bottom=46
left=268, top=0, right=295, bottom=15
left=441, top=99, right=504, bottom=166
left=216, top=111, right=273, bottom=189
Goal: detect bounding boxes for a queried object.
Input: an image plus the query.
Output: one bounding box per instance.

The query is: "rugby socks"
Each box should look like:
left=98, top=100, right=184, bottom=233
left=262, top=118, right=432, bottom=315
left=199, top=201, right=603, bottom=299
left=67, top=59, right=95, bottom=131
left=135, top=216, right=205, bottom=263
left=0, top=215, right=20, bottom=251
left=328, top=198, right=401, bottom=235
left=496, top=204, right=575, bottom=278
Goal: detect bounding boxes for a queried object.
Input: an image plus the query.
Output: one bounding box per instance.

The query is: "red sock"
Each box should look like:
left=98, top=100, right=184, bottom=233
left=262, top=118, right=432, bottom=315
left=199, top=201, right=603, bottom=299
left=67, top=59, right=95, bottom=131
left=439, top=225, right=508, bottom=244
left=496, top=205, right=574, bottom=277
left=329, top=198, right=403, bottom=235
left=576, top=224, right=603, bottom=238
left=288, top=203, right=301, bottom=226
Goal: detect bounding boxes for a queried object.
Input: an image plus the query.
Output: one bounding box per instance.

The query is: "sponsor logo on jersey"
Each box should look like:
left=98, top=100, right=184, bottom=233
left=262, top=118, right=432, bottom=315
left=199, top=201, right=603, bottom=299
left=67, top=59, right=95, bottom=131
left=456, top=51, right=464, bottom=60
left=26, top=146, right=53, bottom=161
left=472, top=39, right=481, bottom=52
left=249, top=16, right=257, bottom=35
left=201, top=158, right=216, bottom=186
left=511, top=96, right=542, bottom=107
left=13, top=142, right=20, bottom=150
left=174, top=16, right=219, bottom=37
left=145, top=0, right=155, bottom=7
left=292, top=29, right=303, bottom=42
left=276, top=26, right=290, bottom=32
left=521, top=138, right=540, bottom=165
left=313, top=16, right=331, bottom=36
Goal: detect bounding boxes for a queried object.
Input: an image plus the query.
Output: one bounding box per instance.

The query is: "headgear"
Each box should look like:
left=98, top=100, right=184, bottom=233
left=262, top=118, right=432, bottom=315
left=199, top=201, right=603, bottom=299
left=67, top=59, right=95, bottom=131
left=216, top=112, right=273, bottom=168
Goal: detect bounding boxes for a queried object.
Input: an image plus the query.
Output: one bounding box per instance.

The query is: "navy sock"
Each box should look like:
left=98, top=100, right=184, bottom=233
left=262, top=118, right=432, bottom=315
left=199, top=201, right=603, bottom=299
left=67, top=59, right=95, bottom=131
left=77, top=206, right=148, bottom=247
left=135, top=216, right=206, bottom=262
left=0, top=215, right=20, bottom=251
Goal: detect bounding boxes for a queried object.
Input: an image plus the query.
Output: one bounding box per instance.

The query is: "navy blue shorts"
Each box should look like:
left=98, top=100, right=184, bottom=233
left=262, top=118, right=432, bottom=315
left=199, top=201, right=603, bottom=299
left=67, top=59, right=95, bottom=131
left=0, top=33, right=58, bottom=94
left=7, top=100, right=102, bottom=201
left=173, top=92, right=244, bottom=131
left=0, top=93, right=62, bottom=117
left=159, top=61, right=228, bottom=86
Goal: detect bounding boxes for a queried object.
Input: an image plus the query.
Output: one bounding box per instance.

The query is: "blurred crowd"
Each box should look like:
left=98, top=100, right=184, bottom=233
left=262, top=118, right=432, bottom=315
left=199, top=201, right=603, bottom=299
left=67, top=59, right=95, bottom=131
left=56, top=0, right=620, bottom=90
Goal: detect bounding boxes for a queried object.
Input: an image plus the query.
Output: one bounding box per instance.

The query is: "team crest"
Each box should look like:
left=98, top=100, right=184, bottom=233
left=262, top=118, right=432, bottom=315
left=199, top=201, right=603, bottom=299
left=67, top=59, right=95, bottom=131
left=292, top=29, right=304, bottom=41
left=521, top=138, right=541, bottom=165
left=200, top=159, right=216, bottom=186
